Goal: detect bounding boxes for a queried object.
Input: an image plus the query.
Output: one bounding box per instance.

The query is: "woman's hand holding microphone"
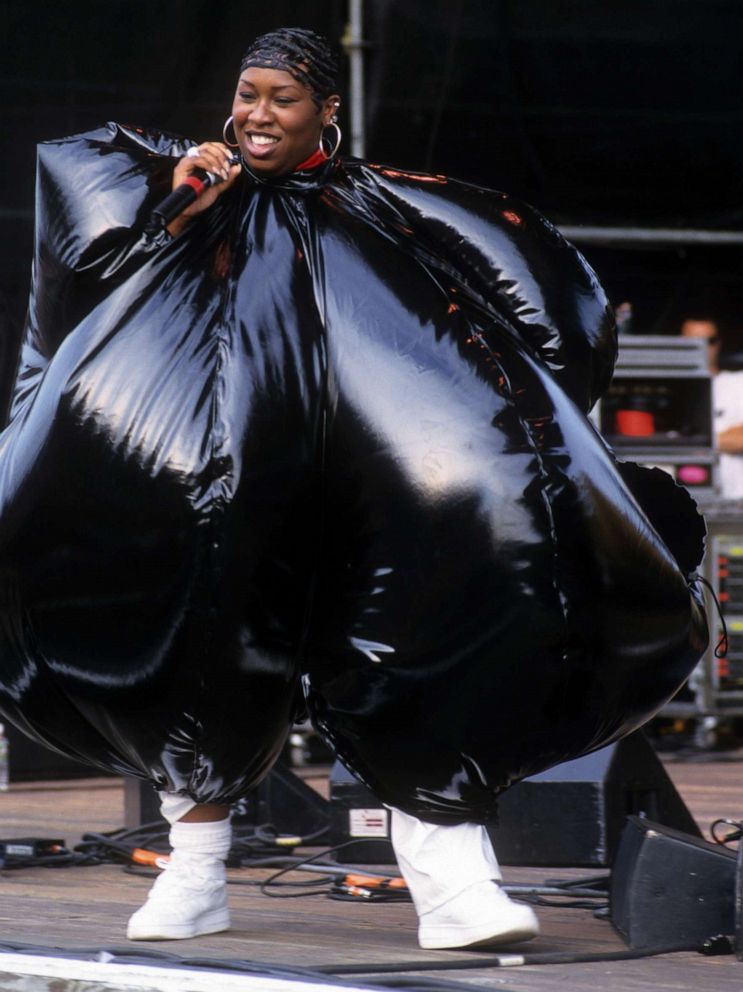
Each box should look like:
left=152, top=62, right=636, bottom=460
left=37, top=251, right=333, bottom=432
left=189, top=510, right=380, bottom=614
left=162, top=142, right=242, bottom=238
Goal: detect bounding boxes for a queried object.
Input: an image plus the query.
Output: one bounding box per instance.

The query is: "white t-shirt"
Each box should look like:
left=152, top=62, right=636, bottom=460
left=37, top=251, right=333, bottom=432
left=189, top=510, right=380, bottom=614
left=714, top=370, right=743, bottom=499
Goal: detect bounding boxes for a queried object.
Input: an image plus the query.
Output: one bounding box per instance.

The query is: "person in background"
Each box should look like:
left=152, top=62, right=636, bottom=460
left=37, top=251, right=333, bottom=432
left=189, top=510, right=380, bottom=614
left=681, top=316, right=743, bottom=499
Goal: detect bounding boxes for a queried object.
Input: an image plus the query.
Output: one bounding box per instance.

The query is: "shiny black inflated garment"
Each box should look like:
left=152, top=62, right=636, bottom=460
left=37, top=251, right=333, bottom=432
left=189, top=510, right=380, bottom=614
left=0, top=123, right=707, bottom=822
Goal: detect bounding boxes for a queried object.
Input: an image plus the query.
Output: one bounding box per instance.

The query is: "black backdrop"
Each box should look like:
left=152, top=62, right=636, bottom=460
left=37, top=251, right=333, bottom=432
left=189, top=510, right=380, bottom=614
left=367, top=0, right=743, bottom=227
left=1, top=0, right=742, bottom=397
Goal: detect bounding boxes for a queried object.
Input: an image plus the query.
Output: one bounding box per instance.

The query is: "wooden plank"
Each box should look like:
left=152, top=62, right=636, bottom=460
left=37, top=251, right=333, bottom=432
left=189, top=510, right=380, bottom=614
left=0, top=755, right=740, bottom=991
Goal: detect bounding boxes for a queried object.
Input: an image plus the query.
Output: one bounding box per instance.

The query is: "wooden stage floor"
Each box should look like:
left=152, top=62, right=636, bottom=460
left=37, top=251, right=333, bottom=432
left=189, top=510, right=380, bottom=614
left=0, top=751, right=740, bottom=991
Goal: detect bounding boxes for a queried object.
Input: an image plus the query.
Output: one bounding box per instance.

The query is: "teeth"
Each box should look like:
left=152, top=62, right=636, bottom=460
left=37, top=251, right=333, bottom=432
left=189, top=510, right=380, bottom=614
left=250, top=134, right=279, bottom=145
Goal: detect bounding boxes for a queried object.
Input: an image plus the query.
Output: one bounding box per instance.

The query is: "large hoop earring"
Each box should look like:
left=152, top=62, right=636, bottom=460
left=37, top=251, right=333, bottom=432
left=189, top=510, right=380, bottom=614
left=222, top=115, right=239, bottom=148
left=319, top=121, right=342, bottom=158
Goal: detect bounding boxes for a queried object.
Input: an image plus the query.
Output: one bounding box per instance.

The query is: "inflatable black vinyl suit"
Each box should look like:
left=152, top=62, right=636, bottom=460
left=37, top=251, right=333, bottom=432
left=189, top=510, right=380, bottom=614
left=0, top=124, right=707, bottom=823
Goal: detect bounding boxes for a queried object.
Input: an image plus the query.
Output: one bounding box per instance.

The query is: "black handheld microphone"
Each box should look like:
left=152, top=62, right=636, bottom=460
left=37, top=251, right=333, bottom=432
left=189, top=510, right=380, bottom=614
left=148, top=152, right=241, bottom=231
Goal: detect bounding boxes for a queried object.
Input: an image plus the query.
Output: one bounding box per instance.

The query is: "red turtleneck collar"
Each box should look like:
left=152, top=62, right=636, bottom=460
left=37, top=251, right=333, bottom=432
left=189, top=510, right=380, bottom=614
left=293, top=147, right=329, bottom=172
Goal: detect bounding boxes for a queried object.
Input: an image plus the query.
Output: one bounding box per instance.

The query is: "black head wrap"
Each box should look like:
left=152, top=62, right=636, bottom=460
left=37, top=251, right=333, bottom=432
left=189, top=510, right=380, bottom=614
left=240, top=28, right=339, bottom=109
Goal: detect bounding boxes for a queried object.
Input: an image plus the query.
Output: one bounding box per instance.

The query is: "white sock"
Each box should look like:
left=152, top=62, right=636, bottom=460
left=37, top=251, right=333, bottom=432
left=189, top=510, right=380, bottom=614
left=159, top=791, right=198, bottom=824
left=164, top=817, right=232, bottom=885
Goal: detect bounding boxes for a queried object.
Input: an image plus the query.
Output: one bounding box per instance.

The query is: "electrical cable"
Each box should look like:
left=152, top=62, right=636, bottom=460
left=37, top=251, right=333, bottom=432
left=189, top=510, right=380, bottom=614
left=711, top=818, right=742, bottom=846
left=314, top=941, right=724, bottom=975
left=350, top=977, right=514, bottom=992
left=6, top=817, right=735, bottom=973
left=124, top=836, right=405, bottom=899
left=0, top=833, right=734, bottom=979
left=0, top=934, right=731, bottom=985
left=542, top=873, right=611, bottom=889
left=523, top=895, right=609, bottom=910
left=1, top=819, right=323, bottom=871
left=258, top=840, right=386, bottom=898
left=694, top=574, right=729, bottom=658
left=3, top=820, right=614, bottom=911
left=0, top=939, right=520, bottom=992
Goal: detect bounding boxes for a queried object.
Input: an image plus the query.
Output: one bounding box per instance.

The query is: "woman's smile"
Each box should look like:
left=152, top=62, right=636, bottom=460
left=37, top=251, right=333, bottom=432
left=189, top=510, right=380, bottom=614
left=244, top=131, right=281, bottom=158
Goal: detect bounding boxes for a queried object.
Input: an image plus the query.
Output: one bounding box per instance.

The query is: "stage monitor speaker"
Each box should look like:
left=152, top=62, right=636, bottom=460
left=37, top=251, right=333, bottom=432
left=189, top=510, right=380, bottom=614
left=232, top=762, right=330, bottom=838
left=327, top=732, right=700, bottom=867
left=5, top=723, right=113, bottom=782
left=123, top=732, right=700, bottom=872
left=611, top=816, right=737, bottom=949
left=489, top=731, right=700, bottom=867
left=124, top=762, right=330, bottom=838
left=123, top=778, right=164, bottom=828
left=329, top=759, right=396, bottom=864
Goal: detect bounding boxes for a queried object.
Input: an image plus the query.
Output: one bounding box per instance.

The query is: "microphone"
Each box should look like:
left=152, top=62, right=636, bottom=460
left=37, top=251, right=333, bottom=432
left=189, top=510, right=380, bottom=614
left=148, top=151, right=241, bottom=231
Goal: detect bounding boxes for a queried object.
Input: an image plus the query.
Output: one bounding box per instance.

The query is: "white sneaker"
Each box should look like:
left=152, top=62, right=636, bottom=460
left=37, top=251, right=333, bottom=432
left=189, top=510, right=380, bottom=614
left=417, top=879, right=539, bottom=950
left=127, top=863, right=230, bottom=940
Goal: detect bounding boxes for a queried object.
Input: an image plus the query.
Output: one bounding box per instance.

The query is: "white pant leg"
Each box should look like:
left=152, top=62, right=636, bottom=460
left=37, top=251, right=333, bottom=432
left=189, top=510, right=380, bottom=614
left=159, top=791, right=198, bottom=824
left=390, top=807, right=501, bottom=916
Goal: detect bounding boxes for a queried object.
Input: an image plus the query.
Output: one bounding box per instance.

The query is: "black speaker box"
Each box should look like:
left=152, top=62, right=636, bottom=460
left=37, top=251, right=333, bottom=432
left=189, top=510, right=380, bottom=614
left=611, top=816, right=737, bottom=949
left=123, top=778, right=164, bottom=828
left=124, top=732, right=701, bottom=873
left=329, top=759, right=396, bottom=864
left=327, top=732, right=700, bottom=867
left=232, top=762, right=330, bottom=837
left=489, top=731, right=700, bottom=866
left=5, top=723, right=112, bottom=782
left=124, top=762, right=330, bottom=836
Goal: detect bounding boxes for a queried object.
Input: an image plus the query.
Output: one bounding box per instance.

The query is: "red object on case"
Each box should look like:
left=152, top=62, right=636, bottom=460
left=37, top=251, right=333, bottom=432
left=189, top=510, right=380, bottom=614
left=615, top=409, right=655, bottom=436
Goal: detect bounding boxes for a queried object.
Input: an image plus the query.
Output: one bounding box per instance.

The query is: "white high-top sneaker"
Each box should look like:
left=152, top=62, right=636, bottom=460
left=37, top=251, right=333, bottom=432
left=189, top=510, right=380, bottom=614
left=127, top=817, right=231, bottom=940
left=415, top=878, right=540, bottom=949
left=390, top=808, right=539, bottom=950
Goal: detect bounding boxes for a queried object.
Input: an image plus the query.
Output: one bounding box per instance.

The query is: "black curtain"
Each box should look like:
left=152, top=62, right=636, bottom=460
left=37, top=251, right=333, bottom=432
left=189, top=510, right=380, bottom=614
left=365, top=0, right=743, bottom=227
left=2, top=0, right=743, bottom=396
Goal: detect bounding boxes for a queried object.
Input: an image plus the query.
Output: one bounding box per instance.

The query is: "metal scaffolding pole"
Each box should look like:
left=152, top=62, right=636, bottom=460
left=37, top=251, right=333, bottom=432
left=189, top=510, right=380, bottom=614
left=343, top=0, right=366, bottom=158
left=557, top=225, right=743, bottom=246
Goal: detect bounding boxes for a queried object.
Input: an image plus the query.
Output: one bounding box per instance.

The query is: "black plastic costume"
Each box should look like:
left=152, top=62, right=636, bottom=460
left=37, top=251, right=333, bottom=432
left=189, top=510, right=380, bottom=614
left=0, top=123, right=707, bottom=822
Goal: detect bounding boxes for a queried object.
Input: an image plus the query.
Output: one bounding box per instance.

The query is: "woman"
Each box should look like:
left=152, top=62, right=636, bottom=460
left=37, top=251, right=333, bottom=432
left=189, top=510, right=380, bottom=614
left=0, top=29, right=706, bottom=948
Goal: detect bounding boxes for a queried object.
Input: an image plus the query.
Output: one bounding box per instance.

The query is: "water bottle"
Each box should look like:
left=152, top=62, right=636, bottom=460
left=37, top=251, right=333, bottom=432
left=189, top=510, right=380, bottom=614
left=0, top=724, right=9, bottom=791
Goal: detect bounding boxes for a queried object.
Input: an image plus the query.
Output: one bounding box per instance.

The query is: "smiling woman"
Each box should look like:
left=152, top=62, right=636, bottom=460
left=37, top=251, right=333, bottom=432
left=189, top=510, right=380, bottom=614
left=0, top=25, right=706, bottom=952
left=231, top=68, right=338, bottom=175
left=165, top=28, right=341, bottom=238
